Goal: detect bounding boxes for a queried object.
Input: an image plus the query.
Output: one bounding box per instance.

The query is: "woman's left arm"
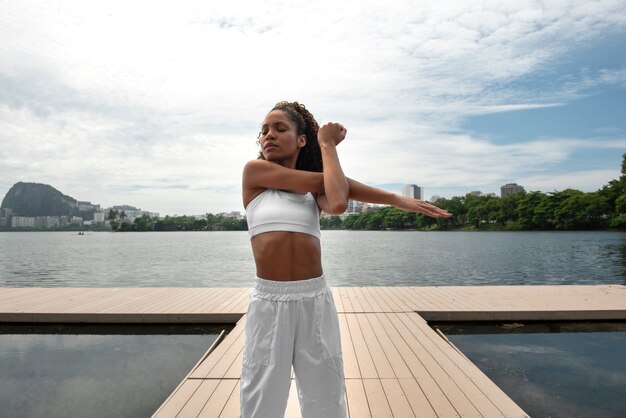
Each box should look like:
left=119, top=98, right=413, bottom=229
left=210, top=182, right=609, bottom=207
left=346, top=178, right=452, bottom=218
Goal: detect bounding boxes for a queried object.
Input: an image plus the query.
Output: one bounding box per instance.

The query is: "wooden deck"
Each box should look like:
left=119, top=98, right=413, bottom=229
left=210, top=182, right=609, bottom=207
left=1, top=285, right=625, bottom=417
left=1, top=285, right=624, bottom=323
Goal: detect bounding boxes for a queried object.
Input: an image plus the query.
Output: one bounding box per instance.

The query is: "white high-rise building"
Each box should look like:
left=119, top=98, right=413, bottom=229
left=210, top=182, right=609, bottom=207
left=403, top=184, right=423, bottom=200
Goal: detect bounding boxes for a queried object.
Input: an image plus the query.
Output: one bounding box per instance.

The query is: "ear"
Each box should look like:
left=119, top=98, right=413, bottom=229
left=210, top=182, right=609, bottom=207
left=297, top=134, right=307, bottom=148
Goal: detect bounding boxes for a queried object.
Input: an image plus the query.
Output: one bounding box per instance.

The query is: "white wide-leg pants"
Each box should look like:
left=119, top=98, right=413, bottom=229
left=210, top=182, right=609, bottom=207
left=240, top=275, right=346, bottom=418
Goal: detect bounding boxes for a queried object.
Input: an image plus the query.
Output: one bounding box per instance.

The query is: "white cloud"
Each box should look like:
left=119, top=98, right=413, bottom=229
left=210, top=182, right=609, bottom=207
left=1, top=0, right=625, bottom=213
left=521, top=169, right=621, bottom=192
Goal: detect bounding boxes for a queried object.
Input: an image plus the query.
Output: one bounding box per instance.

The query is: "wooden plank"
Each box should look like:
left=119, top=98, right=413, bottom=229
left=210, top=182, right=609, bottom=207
left=346, top=288, right=364, bottom=313
left=176, top=379, right=218, bottom=417
left=366, top=287, right=391, bottom=312
left=375, top=313, right=459, bottom=417
left=339, top=287, right=354, bottom=313
left=218, top=380, right=241, bottom=418
left=198, top=379, right=239, bottom=418
left=356, top=314, right=394, bottom=378
left=190, top=316, right=245, bottom=378
left=363, top=379, right=393, bottom=417
left=403, top=312, right=526, bottom=417
left=171, top=288, right=230, bottom=315
left=346, top=314, right=378, bottom=378
left=0, top=287, right=65, bottom=306
left=380, top=378, right=415, bottom=418
left=376, top=287, right=408, bottom=312
left=355, top=287, right=374, bottom=312
left=400, top=312, right=504, bottom=417
left=153, top=379, right=203, bottom=418
left=345, top=379, right=371, bottom=418
left=206, top=332, right=245, bottom=379
left=339, top=314, right=361, bottom=379
left=406, top=287, right=451, bottom=311
left=224, top=346, right=244, bottom=379
left=367, top=314, right=413, bottom=379
left=19, top=288, right=103, bottom=312
left=332, top=287, right=345, bottom=312
left=218, top=289, right=250, bottom=314
left=392, top=313, right=482, bottom=417
left=94, top=288, right=171, bottom=313
left=190, top=288, right=234, bottom=311
left=397, top=378, right=437, bottom=418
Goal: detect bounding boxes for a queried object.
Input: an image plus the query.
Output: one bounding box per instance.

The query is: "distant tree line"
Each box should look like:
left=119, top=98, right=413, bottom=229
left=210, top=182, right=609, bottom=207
left=110, top=212, right=247, bottom=232
left=322, top=154, right=626, bottom=231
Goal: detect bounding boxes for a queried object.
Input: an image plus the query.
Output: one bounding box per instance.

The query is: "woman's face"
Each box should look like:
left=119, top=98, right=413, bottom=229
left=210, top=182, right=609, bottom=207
left=258, top=110, right=306, bottom=165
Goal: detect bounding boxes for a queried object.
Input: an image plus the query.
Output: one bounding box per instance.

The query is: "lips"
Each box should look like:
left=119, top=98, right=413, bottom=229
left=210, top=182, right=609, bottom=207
left=263, top=143, right=277, bottom=151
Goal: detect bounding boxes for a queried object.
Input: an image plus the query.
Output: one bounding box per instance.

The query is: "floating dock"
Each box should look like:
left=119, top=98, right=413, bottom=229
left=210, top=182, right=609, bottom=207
left=1, top=285, right=625, bottom=417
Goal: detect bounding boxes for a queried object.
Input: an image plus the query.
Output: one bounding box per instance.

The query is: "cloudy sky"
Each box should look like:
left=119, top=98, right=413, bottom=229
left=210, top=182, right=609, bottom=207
left=1, top=0, right=625, bottom=215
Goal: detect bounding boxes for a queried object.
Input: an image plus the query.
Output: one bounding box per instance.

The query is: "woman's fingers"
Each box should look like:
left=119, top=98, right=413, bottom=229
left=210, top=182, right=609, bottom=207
left=409, top=200, right=452, bottom=218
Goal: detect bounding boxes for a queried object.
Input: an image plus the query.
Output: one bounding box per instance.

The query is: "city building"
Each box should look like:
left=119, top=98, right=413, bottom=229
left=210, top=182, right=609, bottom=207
left=0, top=208, right=12, bottom=228
left=217, top=211, right=244, bottom=220
left=77, top=201, right=100, bottom=212
left=93, top=211, right=106, bottom=223
left=347, top=199, right=364, bottom=214
left=11, top=217, right=36, bottom=228
left=500, top=183, right=525, bottom=198
left=106, top=206, right=159, bottom=222
left=403, top=184, right=423, bottom=200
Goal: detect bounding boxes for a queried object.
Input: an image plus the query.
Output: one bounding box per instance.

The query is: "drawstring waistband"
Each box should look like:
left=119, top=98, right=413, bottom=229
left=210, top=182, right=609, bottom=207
left=252, top=275, right=329, bottom=301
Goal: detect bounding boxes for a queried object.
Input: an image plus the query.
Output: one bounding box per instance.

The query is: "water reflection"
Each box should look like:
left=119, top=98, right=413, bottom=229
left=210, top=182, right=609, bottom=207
left=619, top=244, right=626, bottom=285
left=0, top=324, right=231, bottom=418
left=436, top=322, right=626, bottom=418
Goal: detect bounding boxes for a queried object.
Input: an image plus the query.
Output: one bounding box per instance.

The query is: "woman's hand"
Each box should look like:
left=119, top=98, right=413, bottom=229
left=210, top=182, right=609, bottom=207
left=391, top=195, right=452, bottom=218
left=318, top=122, right=347, bottom=147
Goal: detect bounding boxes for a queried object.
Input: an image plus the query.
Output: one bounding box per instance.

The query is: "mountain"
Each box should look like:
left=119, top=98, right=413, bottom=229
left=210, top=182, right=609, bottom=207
left=1, top=182, right=78, bottom=217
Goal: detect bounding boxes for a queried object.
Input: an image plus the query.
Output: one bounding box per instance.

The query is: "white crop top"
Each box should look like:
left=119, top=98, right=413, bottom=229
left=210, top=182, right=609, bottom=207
left=246, top=189, right=321, bottom=239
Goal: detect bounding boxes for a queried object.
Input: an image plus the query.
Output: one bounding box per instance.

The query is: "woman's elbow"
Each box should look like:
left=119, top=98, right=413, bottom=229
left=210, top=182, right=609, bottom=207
left=326, top=200, right=348, bottom=215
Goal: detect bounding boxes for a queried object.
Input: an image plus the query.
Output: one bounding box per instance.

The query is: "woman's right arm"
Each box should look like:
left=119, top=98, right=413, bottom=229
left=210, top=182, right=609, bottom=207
left=243, top=160, right=324, bottom=194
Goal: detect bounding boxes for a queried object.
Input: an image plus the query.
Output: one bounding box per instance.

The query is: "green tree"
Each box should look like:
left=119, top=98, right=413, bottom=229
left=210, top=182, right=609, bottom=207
left=382, top=207, right=406, bottom=229
left=435, top=196, right=466, bottom=228
left=107, top=209, right=119, bottom=231
left=366, top=210, right=385, bottom=230
left=554, top=192, right=609, bottom=229
left=500, top=191, right=525, bottom=223
left=132, top=214, right=154, bottom=231
left=321, top=216, right=343, bottom=230
left=616, top=195, right=626, bottom=214
left=343, top=213, right=367, bottom=230
left=518, top=191, right=551, bottom=229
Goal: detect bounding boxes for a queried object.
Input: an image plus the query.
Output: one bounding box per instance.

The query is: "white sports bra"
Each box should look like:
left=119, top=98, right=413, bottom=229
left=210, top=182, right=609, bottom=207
left=246, top=189, right=321, bottom=239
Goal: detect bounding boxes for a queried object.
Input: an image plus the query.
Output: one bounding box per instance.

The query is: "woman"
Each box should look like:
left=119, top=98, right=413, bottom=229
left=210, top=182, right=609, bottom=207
left=241, top=101, right=451, bottom=418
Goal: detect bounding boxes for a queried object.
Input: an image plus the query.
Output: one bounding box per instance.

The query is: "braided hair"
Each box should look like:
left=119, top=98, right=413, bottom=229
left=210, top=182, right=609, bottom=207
left=257, top=101, right=323, bottom=172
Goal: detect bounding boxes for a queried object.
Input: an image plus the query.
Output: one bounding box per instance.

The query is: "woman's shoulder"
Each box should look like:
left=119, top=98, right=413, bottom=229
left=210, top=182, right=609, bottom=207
left=243, top=159, right=272, bottom=172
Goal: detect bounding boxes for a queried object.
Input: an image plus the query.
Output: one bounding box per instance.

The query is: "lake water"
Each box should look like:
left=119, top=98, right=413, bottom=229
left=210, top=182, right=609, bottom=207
left=1, top=230, right=625, bottom=287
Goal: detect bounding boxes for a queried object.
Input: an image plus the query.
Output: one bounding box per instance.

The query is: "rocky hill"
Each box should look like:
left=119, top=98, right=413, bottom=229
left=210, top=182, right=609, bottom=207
left=1, top=182, right=78, bottom=217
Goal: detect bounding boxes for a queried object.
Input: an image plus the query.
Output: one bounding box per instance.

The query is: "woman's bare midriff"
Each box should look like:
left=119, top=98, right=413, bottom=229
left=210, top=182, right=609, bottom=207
left=251, top=231, right=323, bottom=281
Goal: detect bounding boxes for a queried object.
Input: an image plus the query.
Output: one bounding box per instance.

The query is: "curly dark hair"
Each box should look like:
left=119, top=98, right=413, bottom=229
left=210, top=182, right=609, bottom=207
left=257, top=101, right=323, bottom=172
